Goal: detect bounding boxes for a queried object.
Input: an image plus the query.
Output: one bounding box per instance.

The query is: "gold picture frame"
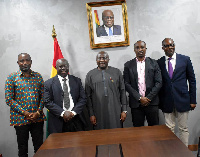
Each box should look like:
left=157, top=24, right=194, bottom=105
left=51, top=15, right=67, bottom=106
left=86, top=0, right=129, bottom=49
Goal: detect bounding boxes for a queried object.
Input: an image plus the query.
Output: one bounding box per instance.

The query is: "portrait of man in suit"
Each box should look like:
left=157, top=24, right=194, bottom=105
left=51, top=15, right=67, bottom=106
left=124, top=40, right=162, bottom=127
left=157, top=38, right=196, bottom=146
left=44, top=58, right=87, bottom=134
left=96, top=10, right=121, bottom=37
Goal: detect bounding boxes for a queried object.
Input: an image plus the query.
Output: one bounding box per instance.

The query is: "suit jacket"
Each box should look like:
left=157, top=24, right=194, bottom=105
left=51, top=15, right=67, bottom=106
left=44, top=75, right=87, bottom=134
left=157, top=53, right=196, bottom=113
left=124, top=57, right=162, bottom=108
left=96, top=25, right=121, bottom=37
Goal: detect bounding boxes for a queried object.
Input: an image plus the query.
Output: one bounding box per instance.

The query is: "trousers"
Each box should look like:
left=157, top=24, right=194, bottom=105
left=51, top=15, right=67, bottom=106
left=131, top=105, right=159, bottom=127
left=14, top=122, right=44, bottom=157
left=164, top=109, right=189, bottom=146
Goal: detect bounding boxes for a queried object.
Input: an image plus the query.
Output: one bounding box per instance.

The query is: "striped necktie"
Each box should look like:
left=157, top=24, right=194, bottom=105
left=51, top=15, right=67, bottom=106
left=62, top=78, right=70, bottom=110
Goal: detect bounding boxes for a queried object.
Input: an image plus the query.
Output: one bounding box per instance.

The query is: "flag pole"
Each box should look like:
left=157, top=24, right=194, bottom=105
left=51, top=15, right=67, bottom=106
left=46, top=25, right=57, bottom=138
left=46, top=25, right=64, bottom=138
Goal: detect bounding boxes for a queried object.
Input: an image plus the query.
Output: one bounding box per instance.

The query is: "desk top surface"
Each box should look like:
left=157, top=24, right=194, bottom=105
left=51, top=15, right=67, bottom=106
left=35, top=125, right=194, bottom=157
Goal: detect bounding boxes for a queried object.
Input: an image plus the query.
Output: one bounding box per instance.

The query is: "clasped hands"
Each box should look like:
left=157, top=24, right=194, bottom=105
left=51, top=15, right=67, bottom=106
left=140, top=97, right=151, bottom=106
left=23, top=111, right=40, bottom=122
left=63, top=111, right=74, bottom=122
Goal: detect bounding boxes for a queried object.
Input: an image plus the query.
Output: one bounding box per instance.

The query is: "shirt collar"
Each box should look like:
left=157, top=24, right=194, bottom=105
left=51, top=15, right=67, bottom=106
left=136, top=57, right=146, bottom=63
left=19, top=70, right=35, bottom=76
left=104, top=25, right=113, bottom=29
left=165, top=52, right=176, bottom=60
left=58, top=74, right=69, bottom=82
left=104, top=25, right=113, bottom=35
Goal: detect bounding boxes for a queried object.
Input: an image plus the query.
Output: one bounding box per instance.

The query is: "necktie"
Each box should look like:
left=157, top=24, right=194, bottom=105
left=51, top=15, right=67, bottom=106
left=109, top=27, right=113, bottom=36
left=168, top=58, right=173, bottom=79
left=62, top=78, right=70, bottom=110
left=102, top=70, right=108, bottom=96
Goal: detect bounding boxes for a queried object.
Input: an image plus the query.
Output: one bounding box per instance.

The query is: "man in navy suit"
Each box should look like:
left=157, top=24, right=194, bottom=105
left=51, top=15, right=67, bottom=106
left=124, top=40, right=162, bottom=127
left=44, top=58, right=87, bottom=134
left=96, top=10, right=121, bottom=37
left=157, top=38, right=196, bottom=146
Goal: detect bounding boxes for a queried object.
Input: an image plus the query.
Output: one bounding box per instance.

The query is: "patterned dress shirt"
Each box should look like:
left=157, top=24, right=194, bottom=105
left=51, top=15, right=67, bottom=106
left=5, top=70, right=46, bottom=126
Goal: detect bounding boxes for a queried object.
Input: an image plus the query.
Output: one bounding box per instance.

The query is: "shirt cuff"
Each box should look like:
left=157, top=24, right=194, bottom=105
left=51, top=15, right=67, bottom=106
left=60, top=111, right=65, bottom=117
left=71, top=111, right=77, bottom=116
left=60, top=111, right=77, bottom=117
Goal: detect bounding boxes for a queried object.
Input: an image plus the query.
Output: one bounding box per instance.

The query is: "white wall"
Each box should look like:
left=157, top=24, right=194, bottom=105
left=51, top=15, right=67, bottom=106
left=0, top=0, right=200, bottom=156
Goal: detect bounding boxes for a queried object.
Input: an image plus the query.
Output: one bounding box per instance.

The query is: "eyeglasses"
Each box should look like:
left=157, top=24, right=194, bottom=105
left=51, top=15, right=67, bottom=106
left=163, top=44, right=175, bottom=48
left=103, top=16, right=114, bottom=20
left=97, top=57, right=109, bottom=61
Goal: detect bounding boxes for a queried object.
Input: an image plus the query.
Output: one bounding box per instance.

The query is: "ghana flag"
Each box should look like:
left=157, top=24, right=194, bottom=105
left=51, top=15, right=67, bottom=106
left=50, top=37, right=64, bottom=77
left=46, top=37, right=64, bottom=138
left=94, top=10, right=100, bottom=28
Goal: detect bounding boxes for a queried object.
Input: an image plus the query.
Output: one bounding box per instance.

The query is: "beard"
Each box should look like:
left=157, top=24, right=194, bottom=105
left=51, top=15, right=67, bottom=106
left=20, top=66, right=30, bottom=72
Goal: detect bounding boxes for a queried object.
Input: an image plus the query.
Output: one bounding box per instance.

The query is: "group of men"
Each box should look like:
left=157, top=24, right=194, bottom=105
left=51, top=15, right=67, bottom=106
left=5, top=38, right=196, bottom=157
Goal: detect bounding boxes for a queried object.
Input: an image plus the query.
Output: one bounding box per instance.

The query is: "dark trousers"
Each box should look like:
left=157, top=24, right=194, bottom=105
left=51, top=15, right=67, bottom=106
left=14, top=122, right=44, bottom=157
left=131, top=106, right=159, bottom=127
left=62, top=116, right=84, bottom=132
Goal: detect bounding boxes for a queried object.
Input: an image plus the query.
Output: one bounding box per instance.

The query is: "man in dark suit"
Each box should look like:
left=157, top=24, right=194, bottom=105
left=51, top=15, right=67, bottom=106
left=44, top=58, right=87, bottom=134
left=124, top=40, right=162, bottom=127
left=157, top=38, right=196, bottom=146
left=96, top=10, right=121, bottom=37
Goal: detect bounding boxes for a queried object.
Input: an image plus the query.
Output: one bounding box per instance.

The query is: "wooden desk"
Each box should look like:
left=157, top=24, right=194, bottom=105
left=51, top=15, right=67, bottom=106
left=34, top=125, right=194, bottom=157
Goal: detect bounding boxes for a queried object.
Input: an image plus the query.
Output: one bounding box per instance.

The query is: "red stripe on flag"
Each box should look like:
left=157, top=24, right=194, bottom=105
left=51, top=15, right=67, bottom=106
left=94, top=10, right=100, bottom=26
left=52, top=37, right=64, bottom=68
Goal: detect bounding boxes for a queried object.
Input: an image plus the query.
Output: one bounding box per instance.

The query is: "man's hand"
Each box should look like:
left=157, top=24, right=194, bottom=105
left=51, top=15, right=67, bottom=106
left=63, top=111, right=74, bottom=122
left=23, top=111, right=32, bottom=121
left=90, top=116, right=97, bottom=125
left=24, top=111, right=40, bottom=122
left=29, top=112, right=40, bottom=122
left=140, top=97, right=151, bottom=106
left=120, top=112, right=127, bottom=122
left=190, top=104, right=196, bottom=110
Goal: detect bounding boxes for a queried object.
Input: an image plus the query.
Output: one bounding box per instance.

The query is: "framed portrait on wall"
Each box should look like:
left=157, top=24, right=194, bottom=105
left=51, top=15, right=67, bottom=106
left=86, top=0, right=129, bottom=49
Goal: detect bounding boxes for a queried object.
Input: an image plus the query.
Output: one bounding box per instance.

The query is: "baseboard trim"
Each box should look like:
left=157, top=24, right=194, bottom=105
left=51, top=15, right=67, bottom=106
left=188, top=144, right=198, bottom=151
